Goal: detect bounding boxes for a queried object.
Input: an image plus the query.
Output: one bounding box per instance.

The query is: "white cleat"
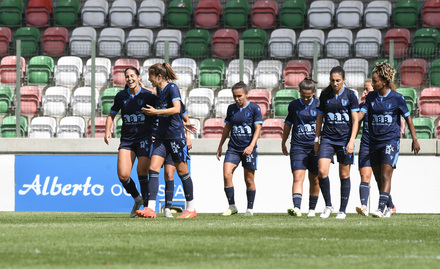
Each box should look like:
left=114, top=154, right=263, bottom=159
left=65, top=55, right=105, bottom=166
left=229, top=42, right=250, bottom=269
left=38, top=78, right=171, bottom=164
left=335, top=212, right=346, bottom=219
left=245, top=209, right=253, bottom=216
left=320, top=206, right=334, bottom=219
left=307, top=210, right=316, bottom=217
left=164, top=208, right=174, bottom=218
left=371, top=209, right=384, bottom=218
left=356, top=206, right=369, bottom=217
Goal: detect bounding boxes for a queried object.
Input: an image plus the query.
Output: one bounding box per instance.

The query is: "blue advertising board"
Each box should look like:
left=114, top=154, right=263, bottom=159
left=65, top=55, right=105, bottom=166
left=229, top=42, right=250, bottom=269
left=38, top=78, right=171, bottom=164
left=15, top=155, right=188, bottom=213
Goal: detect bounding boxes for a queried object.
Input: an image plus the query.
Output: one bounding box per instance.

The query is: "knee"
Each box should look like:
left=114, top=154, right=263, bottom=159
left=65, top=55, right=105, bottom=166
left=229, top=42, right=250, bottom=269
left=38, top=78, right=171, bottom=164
left=118, top=174, right=130, bottom=182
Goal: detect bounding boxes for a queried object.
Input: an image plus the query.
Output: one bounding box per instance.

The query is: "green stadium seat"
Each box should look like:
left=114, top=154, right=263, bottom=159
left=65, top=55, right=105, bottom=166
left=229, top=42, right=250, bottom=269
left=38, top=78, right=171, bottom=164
left=101, top=87, right=123, bottom=116
left=274, top=89, right=300, bottom=117
left=393, top=0, right=420, bottom=28
left=242, top=28, right=267, bottom=59
left=397, top=88, right=417, bottom=115
left=412, top=28, right=440, bottom=58
left=27, top=55, right=54, bottom=85
left=0, top=115, right=27, bottom=137
left=183, top=29, right=210, bottom=58
left=198, top=58, right=225, bottom=88
left=224, top=0, right=250, bottom=29
left=280, top=0, right=306, bottom=28
left=166, top=0, right=193, bottom=28
left=429, top=59, right=440, bottom=87
left=0, top=0, right=24, bottom=27
left=13, top=26, right=40, bottom=56
left=0, top=85, right=13, bottom=114
left=408, top=117, right=434, bottom=139
left=115, top=117, right=123, bottom=138
left=54, top=0, right=81, bottom=27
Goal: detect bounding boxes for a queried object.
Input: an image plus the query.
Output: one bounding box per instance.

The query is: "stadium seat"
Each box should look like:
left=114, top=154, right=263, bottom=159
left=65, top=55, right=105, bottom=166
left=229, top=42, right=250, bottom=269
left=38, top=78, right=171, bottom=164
left=397, top=88, right=417, bottom=115
left=29, top=116, right=57, bottom=138
left=13, top=26, right=40, bottom=56
left=325, top=28, right=353, bottom=59
left=344, top=59, right=369, bottom=89
left=195, top=0, right=222, bottom=29
left=42, top=27, right=68, bottom=57
left=400, top=59, right=427, bottom=87
left=84, top=57, right=112, bottom=88
left=81, top=0, right=108, bottom=28
left=53, top=0, right=81, bottom=27
left=394, top=0, right=420, bottom=28
left=0, top=56, right=25, bottom=85
left=198, top=58, right=225, bottom=88
left=273, top=89, right=300, bottom=117
left=408, top=117, right=434, bottom=139
left=171, top=58, right=197, bottom=89
left=412, top=28, right=440, bottom=58
left=154, top=29, right=182, bottom=58
left=354, top=28, right=382, bottom=58
left=186, top=88, right=214, bottom=118
left=112, top=58, right=140, bottom=87
left=215, top=88, right=234, bottom=118
left=166, top=0, right=193, bottom=29
left=283, top=60, right=311, bottom=88
left=419, top=87, right=440, bottom=116
left=0, top=0, right=25, bottom=27
left=0, top=115, right=27, bottom=137
left=183, top=29, right=210, bottom=58
left=57, top=116, right=85, bottom=138
left=225, top=59, right=254, bottom=88
left=19, top=86, right=42, bottom=115
left=71, top=87, right=99, bottom=117
left=0, top=27, right=12, bottom=56
left=254, top=60, right=283, bottom=89
left=25, top=0, right=52, bottom=27
left=364, top=0, right=392, bottom=29
left=423, top=0, right=440, bottom=27
left=429, top=59, right=440, bottom=87
left=224, top=0, right=250, bottom=29
left=201, top=118, right=225, bottom=138
left=54, top=56, right=83, bottom=87
left=384, top=28, right=411, bottom=58
left=261, top=118, right=284, bottom=138
left=314, top=58, right=340, bottom=88
left=336, top=0, right=363, bottom=29
left=269, top=28, right=296, bottom=59
left=87, top=116, right=107, bottom=137
left=0, top=85, right=13, bottom=114
left=98, top=28, right=125, bottom=57
left=109, top=0, right=136, bottom=28
left=279, top=0, right=306, bottom=28
left=251, top=0, right=278, bottom=29
left=437, top=121, right=440, bottom=139
left=101, top=87, right=123, bottom=116
left=42, top=86, right=71, bottom=116
left=126, top=29, right=153, bottom=58
left=114, top=117, right=122, bottom=138
left=27, top=55, right=54, bottom=85
left=248, top=89, right=272, bottom=117
left=188, top=117, right=201, bottom=139
left=308, top=1, right=335, bottom=29
left=138, top=0, right=165, bottom=28
left=212, top=28, right=239, bottom=59
left=297, top=29, right=325, bottom=59
left=69, top=27, right=96, bottom=57
left=141, top=58, right=164, bottom=86
left=242, top=28, right=267, bottom=59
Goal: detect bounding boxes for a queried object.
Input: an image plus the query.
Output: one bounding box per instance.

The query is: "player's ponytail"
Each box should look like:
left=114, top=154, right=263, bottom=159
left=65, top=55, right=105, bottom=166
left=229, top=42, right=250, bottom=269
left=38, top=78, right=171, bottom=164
left=149, top=62, right=179, bottom=81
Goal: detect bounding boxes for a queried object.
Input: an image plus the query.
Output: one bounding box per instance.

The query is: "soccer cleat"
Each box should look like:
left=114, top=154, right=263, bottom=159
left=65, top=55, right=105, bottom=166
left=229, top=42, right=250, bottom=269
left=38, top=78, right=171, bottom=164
left=177, top=209, right=197, bottom=219
left=287, top=207, right=302, bottom=217
left=222, top=208, right=238, bottom=216
left=384, top=206, right=397, bottom=218
left=371, top=209, right=384, bottom=218
left=307, top=210, right=316, bottom=217
left=320, top=206, right=334, bottom=219
left=356, top=206, right=369, bottom=217
left=335, top=212, right=346, bottom=219
left=136, top=207, right=156, bottom=218
left=245, top=209, right=253, bottom=216
left=130, top=198, right=143, bottom=218
left=164, top=208, right=174, bottom=218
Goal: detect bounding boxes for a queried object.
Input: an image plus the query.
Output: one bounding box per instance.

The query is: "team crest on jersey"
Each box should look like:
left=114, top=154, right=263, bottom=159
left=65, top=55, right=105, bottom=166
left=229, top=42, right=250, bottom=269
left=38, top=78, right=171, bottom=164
left=385, top=144, right=394, bottom=155
left=137, top=99, right=144, bottom=106
left=342, top=99, right=348, bottom=107
left=246, top=154, right=254, bottom=163
left=171, top=141, right=180, bottom=154
left=386, top=102, right=392, bottom=109
left=310, top=109, right=317, bottom=116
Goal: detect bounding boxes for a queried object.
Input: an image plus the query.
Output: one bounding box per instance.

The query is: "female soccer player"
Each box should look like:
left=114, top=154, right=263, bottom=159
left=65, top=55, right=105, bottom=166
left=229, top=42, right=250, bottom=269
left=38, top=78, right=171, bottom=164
left=314, top=66, right=359, bottom=219
left=136, top=62, right=197, bottom=219
left=216, top=81, right=263, bottom=216
left=281, top=78, right=320, bottom=217
left=104, top=66, right=156, bottom=217
left=363, top=62, right=420, bottom=218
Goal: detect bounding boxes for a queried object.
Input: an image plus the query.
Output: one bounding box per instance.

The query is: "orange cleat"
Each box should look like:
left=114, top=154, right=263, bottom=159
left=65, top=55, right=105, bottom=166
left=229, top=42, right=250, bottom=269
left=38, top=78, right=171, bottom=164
left=176, top=209, right=197, bottom=219
left=136, top=207, right=156, bottom=218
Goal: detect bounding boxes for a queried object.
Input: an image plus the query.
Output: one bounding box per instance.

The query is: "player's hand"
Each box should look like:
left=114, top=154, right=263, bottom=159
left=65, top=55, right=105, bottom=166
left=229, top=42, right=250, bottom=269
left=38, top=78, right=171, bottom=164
left=186, top=137, right=192, bottom=150
left=314, top=142, right=320, bottom=156
left=243, top=146, right=253, bottom=156
left=142, top=105, right=157, bottom=115
left=412, top=139, right=420, bottom=155
left=282, top=143, right=288, bottom=156
left=104, top=132, right=111, bottom=145
left=216, top=147, right=222, bottom=161
left=184, top=123, right=197, bottom=134
left=346, top=141, right=355, bottom=155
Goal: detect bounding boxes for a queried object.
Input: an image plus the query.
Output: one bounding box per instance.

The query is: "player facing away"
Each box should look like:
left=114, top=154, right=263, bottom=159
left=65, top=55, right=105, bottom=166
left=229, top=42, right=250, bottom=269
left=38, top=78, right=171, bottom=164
left=104, top=66, right=157, bottom=217
left=362, top=62, right=420, bottom=218
left=281, top=78, right=320, bottom=217
left=314, top=66, right=359, bottom=219
left=137, top=62, right=197, bottom=219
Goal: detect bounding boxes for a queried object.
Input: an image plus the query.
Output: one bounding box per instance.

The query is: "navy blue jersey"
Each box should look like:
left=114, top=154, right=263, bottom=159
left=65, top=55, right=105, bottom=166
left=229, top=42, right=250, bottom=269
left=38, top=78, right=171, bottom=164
left=110, top=87, right=157, bottom=143
left=317, top=87, right=360, bottom=146
left=285, top=98, right=318, bottom=148
left=225, top=102, right=263, bottom=152
left=155, top=82, right=185, bottom=140
left=362, top=89, right=409, bottom=144
left=360, top=102, right=370, bottom=146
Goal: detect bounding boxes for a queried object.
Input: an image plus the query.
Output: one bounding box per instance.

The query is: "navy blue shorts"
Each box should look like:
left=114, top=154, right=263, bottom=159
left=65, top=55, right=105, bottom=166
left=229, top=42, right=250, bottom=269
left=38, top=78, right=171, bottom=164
left=119, top=137, right=153, bottom=157
left=358, top=142, right=371, bottom=168
left=318, top=139, right=354, bottom=165
left=290, top=146, right=318, bottom=174
left=224, top=148, right=258, bottom=170
left=369, top=140, right=400, bottom=169
left=152, top=139, right=190, bottom=163
left=164, top=153, right=174, bottom=166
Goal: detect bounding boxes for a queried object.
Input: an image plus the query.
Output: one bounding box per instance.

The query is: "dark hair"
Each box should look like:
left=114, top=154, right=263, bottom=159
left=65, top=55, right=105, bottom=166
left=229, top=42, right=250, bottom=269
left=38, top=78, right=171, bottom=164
left=322, top=66, right=345, bottom=96
left=124, top=66, right=140, bottom=90
left=231, top=81, right=248, bottom=93
left=148, top=62, right=178, bottom=81
left=299, top=77, right=316, bottom=92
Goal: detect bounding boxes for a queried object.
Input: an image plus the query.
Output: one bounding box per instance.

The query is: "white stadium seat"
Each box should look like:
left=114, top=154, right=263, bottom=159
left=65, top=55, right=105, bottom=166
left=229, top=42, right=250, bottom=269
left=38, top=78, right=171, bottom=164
left=154, top=29, right=182, bottom=58
left=254, top=60, right=283, bottom=89
left=314, top=58, right=340, bottom=88
left=269, top=28, right=296, bottom=59
left=83, top=57, right=111, bottom=88
left=186, top=88, right=214, bottom=119
left=326, top=28, right=353, bottom=59
left=57, top=116, right=86, bottom=138
left=71, top=87, right=100, bottom=117
left=109, top=0, right=137, bottom=28
left=354, top=28, right=382, bottom=58
left=69, top=27, right=96, bottom=57
left=172, top=58, right=197, bottom=89
left=138, top=0, right=165, bottom=28
left=226, top=59, right=254, bottom=88
left=215, top=88, right=234, bottom=118
left=81, top=0, right=109, bottom=27
left=297, top=29, right=325, bottom=59
left=98, top=28, right=125, bottom=57
left=42, top=86, right=71, bottom=117
left=336, top=0, right=364, bottom=29
left=308, top=1, right=335, bottom=29
left=364, top=0, right=392, bottom=29
left=343, top=58, right=369, bottom=89
left=54, top=56, right=83, bottom=87
left=126, top=29, right=154, bottom=58
left=29, top=116, right=57, bottom=138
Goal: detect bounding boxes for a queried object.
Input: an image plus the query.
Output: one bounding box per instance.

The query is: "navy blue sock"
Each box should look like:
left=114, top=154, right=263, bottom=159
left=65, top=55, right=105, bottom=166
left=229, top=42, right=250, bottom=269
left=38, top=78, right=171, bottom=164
left=387, top=194, right=395, bottom=209
left=179, top=173, right=194, bottom=201
left=309, top=196, right=318, bottom=210
left=138, top=175, right=148, bottom=206
left=379, top=192, right=390, bottom=212
left=224, top=186, right=235, bottom=205
left=121, top=177, right=139, bottom=198
left=319, top=176, right=332, bottom=207
left=165, top=180, right=174, bottom=209
left=147, top=170, right=159, bottom=201
left=359, top=182, right=369, bottom=207
left=339, top=177, right=351, bottom=213
left=293, top=193, right=302, bottom=209
left=246, top=190, right=256, bottom=209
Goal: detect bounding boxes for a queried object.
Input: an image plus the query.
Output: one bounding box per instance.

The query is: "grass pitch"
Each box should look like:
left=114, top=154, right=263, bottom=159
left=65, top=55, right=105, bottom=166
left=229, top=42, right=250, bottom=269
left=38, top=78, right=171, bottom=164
left=0, top=212, right=439, bottom=269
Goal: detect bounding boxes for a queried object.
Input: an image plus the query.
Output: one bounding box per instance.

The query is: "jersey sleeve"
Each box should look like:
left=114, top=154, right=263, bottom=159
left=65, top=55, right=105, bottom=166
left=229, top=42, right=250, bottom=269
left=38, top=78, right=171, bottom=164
left=349, top=90, right=360, bottom=112
left=284, top=101, right=296, bottom=125
left=397, top=93, right=410, bottom=117
left=109, top=94, right=121, bottom=114
left=169, top=84, right=181, bottom=102
left=253, top=104, right=263, bottom=125
left=317, top=94, right=326, bottom=114
left=225, top=104, right=233, bottom=124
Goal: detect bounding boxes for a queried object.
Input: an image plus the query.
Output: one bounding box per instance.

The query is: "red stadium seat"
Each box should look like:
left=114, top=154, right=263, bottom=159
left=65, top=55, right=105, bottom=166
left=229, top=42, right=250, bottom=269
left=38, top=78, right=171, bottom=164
left=251, top=0, right=278, bottom=29
left=247, top=89, right=272, bottom=117
left=42, top=27, right=68, bottom=57
left=195, top=0, right=222, bottom=29
left=423, top=0, right=440, bottom=27
left=112, top=58, right=140, bottom=87
left=201, top=118, right=225, bottom=138
left=400, top=59, right=427, bottom=87
left=212, top=28, right=239, bottom=59
left=19, top=86, right=42, bottom=115
left=261, top=118, right=284, bottom=138
left=419, top=87, right=440, bottom=116
left=0, top=56, right=26, bottom=84
left=26, top=0, right=53, bottom=27
left=384, top=28, right=410, bottom=58
left=436, top=121, right=440, bottom=139
left=87, top=116, right=108, bottom=138
left=283, top=60, right=311, bottom=88
left=0, top=27, right=12, bottom=56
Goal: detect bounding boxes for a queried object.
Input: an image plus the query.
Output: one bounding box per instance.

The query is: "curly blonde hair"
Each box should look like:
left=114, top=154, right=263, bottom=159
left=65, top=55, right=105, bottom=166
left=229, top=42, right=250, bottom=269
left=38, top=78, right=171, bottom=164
left=372, top=62, right=396, bottom=91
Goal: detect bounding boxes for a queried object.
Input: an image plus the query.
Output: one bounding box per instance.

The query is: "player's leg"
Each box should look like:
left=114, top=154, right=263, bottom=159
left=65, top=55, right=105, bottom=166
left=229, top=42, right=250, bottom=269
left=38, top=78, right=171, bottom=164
left=318, top=157, right=333, bottom=219
left=357, top=143, right=372, bottom=216
left=117, top=148, right=141, bottom=217
left=307, top=171, right=320, bottom=217
left=135, top=155, right=150, bottom=213
left=222, top=150, right=239, bottom=216
left=336, top=162, right=351, bottom=219
left=163, top=154, right=175, bottom=218
left=242, top=148, right=258, bottom=216
left=288, top=169, right=305, bottom=217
